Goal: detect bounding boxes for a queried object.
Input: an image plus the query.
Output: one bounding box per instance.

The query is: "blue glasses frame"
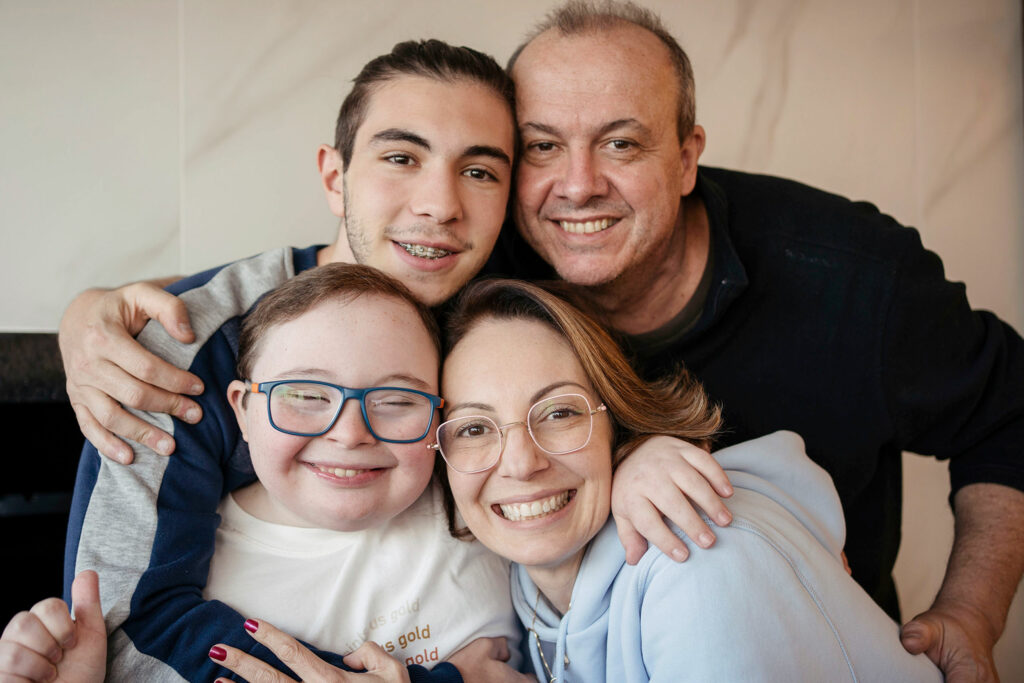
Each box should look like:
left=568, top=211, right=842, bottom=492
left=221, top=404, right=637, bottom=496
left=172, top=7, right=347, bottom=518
left=247, top=380, right=444, bottom=443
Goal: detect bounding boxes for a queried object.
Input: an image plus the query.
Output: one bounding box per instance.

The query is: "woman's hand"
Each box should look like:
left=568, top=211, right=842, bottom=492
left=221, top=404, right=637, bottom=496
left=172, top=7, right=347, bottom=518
left=59, top=280, right=202, bottom=463
left=209, top=619, right=410, bottom=683
left=611, top=435, right=734, bottom=564
left=446, top=637, right=536, bottom=683
left=0, top=571, right=106, bottom=683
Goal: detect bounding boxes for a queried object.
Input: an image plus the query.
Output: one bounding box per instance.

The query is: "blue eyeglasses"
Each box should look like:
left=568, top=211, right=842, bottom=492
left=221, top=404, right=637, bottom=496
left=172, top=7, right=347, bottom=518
left=247, top=380, right=443, bottom=443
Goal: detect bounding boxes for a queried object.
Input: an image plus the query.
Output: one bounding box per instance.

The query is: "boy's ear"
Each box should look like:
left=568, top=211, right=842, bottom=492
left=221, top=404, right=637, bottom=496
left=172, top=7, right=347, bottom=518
left=318, top=145, right=346, bottom=218
left=226, top=380, right=251, bottom=443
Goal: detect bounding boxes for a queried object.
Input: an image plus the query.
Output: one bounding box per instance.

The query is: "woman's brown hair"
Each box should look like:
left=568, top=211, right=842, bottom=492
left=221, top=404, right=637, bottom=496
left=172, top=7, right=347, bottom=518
left=437, top=277, right=722, bottom=536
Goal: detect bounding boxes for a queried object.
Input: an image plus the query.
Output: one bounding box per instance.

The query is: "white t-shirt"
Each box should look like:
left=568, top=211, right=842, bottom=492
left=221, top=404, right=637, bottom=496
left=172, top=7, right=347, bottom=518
left=205, top=481, right=521, bottom=669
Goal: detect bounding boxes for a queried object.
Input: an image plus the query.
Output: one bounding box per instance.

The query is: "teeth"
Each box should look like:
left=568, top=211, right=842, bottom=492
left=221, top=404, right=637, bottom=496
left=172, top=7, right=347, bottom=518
left=313, top=464, right=367, bottom=478
left=398, top=242, right=451, bottom=259
left=498, top=492, right=570, bottom=521
left=558, top=218, right=611, bottom=235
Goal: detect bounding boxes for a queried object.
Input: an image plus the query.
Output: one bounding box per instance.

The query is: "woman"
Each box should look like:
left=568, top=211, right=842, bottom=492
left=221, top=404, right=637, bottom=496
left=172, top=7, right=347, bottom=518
left=430, top=278, right=940, bottom=682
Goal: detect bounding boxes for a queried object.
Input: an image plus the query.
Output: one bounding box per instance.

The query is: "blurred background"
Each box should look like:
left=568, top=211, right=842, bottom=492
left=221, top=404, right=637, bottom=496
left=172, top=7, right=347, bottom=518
left=1, top=0, right=1021, bottom=676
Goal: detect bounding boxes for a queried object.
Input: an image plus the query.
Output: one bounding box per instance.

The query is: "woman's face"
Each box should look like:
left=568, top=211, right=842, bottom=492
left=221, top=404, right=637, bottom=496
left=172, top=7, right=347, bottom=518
left=228, top=294, right=440, bottom=531
left=441, top=317, right=613, bottom=572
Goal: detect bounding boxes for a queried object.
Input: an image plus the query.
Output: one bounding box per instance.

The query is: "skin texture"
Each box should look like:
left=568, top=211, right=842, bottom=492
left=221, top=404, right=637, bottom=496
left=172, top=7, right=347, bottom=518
left=442, top=317, right=614, bottom=614
left=511, top=23, right=708, bottom=335
left=226, top=294, right=440, bottom=532
left=317, top=75, right=515, bottom=307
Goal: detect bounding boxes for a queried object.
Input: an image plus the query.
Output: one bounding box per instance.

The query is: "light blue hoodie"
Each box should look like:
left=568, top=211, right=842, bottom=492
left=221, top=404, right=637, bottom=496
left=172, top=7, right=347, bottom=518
left=511, top=431, right=941, bottom=682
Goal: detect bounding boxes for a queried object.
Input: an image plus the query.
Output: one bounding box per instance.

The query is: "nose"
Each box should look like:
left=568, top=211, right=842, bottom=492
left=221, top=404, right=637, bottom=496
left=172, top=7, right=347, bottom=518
left=554, top=148, right=608, bottom=205
left=495, top=423, right=550, bottom=480
left=323, top=399, right=376, bottom=448
left=409, top=165, right=464, bottom=224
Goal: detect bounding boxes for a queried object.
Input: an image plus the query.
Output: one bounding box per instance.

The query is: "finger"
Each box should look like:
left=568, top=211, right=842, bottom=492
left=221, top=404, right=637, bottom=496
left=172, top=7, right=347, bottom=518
left=677, top=447, right=734, bottom=498
left=616, top=501, right=695, bottom=562
left=77, top=384, right=184, bottom=457
left=77, top=351, right=203, bottom=423
left=900, top=616, right=940, bottom=656
left=0, top=640, right=56, bottom=682
left=342, top=641, right=400, bottom=674
left=242, top=619, right=340, bottom=680
left=0, top=611, right=62, bottom=664
left=71, top=400, right=136, bottom=464
left=612, top=515, right=655, bottom=565
left=70, top=571, right=104, bottom=640
left=28, top=598, right=76, bottom=653
left=125, top=282, right=196, bottom=344
left=664, top=467, right=733, bottom=529
left=209, top=643, right=298, bottom=683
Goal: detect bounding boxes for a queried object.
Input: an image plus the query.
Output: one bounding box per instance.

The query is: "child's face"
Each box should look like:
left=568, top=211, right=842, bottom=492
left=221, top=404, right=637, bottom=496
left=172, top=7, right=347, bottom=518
left=228, top=294, right=440, bottom=531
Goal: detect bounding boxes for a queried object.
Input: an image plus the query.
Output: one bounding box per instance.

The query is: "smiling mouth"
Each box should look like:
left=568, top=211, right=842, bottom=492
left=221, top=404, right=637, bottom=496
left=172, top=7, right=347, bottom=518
left=497, top=491, right=573, bottom=521
left=311, top=463, right=374, bottom=478
left=397, top=242, right=452, bottom=259
left=558, top=218, right=613, bottom=235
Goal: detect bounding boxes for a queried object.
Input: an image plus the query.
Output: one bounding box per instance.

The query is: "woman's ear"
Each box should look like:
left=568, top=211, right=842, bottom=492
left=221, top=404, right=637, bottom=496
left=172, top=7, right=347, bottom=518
left=226, top=380, right=251, bottom=443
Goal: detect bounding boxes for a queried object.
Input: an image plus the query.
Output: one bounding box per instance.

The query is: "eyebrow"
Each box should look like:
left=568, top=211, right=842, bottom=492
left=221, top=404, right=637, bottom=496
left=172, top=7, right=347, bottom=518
left=267, top=369, right=434, bottom=391
left=370, top=128, right=431, bottom=150
left=520, top=118, right=651, bottom=139
left=445, top=381, right=588, bottom=415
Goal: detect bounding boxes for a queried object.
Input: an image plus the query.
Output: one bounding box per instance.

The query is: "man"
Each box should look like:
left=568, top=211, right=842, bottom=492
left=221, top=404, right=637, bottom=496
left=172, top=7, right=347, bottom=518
left=61, top=38, right=528, bottom=683
left=57, top=2, right=1024, bottom=681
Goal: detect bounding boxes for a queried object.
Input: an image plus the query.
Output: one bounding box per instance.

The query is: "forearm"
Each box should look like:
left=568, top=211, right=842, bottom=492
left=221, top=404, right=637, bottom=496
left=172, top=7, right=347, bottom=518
left=932, top=482, right=1024, bottom=638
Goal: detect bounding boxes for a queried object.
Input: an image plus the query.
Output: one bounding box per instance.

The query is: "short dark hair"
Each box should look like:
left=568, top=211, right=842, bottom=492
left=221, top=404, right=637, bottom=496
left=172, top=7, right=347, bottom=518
left=236, top=263, right=441, bottom=382
left=507, top=0, right=696, bottom=141
left=334, top=39, right=515, bottom=167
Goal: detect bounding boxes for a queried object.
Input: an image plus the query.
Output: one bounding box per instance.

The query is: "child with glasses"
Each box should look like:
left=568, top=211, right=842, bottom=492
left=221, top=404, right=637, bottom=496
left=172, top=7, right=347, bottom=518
left=0, top=263, right=526, bottom=683
left=208, top=278, right=941, bottom=681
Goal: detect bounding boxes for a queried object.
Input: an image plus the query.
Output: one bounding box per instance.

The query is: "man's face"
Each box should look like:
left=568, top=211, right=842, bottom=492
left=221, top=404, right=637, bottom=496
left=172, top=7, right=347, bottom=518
left=327, top=75, right=515, bottom=306
left=511, top=25, right=704, bottom=287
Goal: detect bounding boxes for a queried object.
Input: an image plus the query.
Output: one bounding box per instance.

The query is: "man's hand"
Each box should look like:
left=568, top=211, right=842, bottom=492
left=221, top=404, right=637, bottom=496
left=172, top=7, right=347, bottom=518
left=0, top=571, right=107, bottom=683
left=901, top=602, right=998, bottom=681
left=611, top=435, right=733, bottom=564
left=446, top=637, right=535, bottom=683
left=899, top=482, right=1024, bottom=682
left=59, top=279, right=203, bottom=463
left=210, top=619, right=409, bottom=683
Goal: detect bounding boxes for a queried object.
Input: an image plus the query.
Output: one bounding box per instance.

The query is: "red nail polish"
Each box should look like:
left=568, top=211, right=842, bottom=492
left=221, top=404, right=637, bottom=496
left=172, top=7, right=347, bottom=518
left=209, top=646, right=227, bottom=661
left=244, top=619, right=259, bottom=633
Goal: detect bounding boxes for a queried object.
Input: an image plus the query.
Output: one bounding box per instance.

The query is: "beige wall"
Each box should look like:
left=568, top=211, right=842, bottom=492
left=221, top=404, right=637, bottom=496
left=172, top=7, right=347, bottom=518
left=1, top=0, right=1021, bottom=676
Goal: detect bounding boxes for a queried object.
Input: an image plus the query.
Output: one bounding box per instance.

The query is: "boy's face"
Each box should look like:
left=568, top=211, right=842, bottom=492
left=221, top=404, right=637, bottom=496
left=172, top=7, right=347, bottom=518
left=322, top=75, right=515, bottom=306
left=228, top=294, right=440, bottom=531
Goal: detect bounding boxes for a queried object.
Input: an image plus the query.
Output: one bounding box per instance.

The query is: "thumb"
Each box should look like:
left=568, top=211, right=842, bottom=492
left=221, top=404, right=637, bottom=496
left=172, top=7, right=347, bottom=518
left=900, top=615, right=939, bottom=655
left=613, top=515, right=649, bottom=566
left=343, top=641, right=388, bottom=671
left=70, top=570, right=104, bottom=634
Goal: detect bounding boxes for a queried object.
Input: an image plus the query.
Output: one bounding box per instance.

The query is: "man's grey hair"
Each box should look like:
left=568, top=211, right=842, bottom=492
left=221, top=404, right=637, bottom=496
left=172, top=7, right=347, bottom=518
left=507, top=0, right=696, bottom=141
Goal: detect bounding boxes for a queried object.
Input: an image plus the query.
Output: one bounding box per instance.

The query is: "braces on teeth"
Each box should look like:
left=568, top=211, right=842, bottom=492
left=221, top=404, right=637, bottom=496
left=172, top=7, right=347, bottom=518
left=398, top=242, right=451, bottom=259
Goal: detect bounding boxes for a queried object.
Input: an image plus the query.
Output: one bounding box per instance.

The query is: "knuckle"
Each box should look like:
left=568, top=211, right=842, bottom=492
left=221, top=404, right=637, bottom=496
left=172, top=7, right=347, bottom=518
left=121, top=384, right=146, bottom=408
left=134, top=358, right=159, bottom=383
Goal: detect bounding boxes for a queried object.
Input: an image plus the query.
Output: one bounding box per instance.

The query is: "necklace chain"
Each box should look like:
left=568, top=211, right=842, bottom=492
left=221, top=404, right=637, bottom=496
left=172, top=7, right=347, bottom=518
left=528, top=590, right=570, bottom=683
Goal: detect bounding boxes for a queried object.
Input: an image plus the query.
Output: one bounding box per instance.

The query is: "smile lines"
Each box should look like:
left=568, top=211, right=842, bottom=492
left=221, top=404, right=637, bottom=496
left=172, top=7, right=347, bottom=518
left=498, top=491, right=571, bottom=521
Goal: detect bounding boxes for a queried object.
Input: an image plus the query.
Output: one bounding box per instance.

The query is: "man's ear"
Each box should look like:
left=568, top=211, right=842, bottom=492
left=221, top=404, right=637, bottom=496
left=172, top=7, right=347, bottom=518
left=226, top=380, right=252, bottom=443
left=318, top=144, right=346, bottom=218
left=679, top=124, right=706, bottom=196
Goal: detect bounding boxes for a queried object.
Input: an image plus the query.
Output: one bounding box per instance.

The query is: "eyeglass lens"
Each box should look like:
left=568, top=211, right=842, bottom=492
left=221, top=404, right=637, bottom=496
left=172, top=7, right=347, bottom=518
left=438, top=393, right=595, bottom=472
left=268, top=382, right=434, bottom=439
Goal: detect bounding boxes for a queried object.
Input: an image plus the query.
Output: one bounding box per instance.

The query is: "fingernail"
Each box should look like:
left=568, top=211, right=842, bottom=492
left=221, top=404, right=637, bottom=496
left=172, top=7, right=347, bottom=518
left=185, top=407, right=201, bottom=423
left=671, top=547, right=688, bottom=562
left=723, top=484, right=733, bottom=496
left=190, top=382, right=204, bottom=395
left=156, top=439, right=173, bottom=455
left=717, top=511, right=732, bottom=526
left=178, top=323, right=193, bottom=337
left=698, top=532, right=714, bottom=548
left=115, top=449, right=131, bottom=465
left=62, top=632, right=76, bottom=650
left=209, top=646, right=227, bottom=661
left=244, top=619, right=259, bottom=633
